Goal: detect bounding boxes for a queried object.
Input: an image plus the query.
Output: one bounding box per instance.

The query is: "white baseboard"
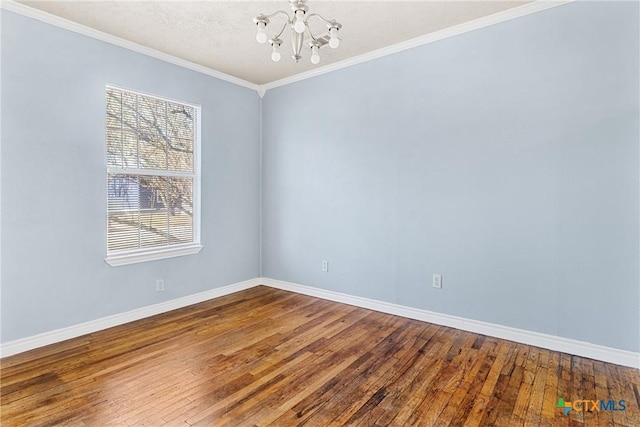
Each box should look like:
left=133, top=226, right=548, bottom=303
left=3, top=276, right=638, bottom=369
left=0, top=278, right=261, bottom=358
left=262, top=278, right=640, bottom=369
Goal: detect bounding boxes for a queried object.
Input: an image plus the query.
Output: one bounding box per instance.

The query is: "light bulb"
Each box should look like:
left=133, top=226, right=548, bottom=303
left=294, top=20, right=306, bottom=33
left=329, top=28, right=340, bottom=49
left=294, top=10, right=306, bottom=33
left=256, top=22, right=267, bottom=44
left=271, top=42, right=281, bottom=62
left=310, top=46, right=320, bottom=64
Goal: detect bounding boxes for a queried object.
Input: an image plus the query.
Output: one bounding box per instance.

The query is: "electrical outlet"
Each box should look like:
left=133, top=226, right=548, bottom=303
left=432, top=274, right=442, bottom=289
left=322, top=260, right=329, bottom=272
left=156, top=279, right=164, bottom=292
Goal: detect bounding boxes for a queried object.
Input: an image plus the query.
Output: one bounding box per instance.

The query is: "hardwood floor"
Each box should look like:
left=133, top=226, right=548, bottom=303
left=1, top=286, right=639, bottom=426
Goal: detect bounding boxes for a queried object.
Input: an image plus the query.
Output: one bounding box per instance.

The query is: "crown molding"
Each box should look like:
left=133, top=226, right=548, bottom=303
left=261, top=0, right=575, bottom=93
left=0, top=0, right=261, bottom=93
left=1, top=1, right=575, bottom=97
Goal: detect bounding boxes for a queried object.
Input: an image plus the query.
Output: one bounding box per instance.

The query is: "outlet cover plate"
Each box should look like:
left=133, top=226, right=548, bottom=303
left=432, top=274, right=442, bottom=289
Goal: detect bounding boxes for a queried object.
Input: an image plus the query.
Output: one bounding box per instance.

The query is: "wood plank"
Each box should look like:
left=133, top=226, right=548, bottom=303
left=436, top=338, right=497, bottom=427
left=523, top=348, right=549, bottom=426
left=462, top=340, right=509, bottom=427
left=539, top=350, right=561, bottom=427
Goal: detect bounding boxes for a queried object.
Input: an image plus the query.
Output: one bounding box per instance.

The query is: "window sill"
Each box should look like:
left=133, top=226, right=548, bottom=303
left=105, top=245, right=203, bottom=267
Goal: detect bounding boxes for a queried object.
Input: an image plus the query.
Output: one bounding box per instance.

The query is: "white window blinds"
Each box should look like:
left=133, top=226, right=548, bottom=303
left=106, top=87, right=200, bottom=261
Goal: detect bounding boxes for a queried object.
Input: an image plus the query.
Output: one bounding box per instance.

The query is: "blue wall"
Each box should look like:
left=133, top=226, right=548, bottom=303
left=261, top=1, right=640, bottom=352
left=1, top=11, right=261, bottom=342
left=2, top=2, right=638, bottom=354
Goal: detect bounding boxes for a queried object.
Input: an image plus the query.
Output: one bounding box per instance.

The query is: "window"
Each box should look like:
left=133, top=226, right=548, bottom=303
left=105, top=86, right=201, bottom=266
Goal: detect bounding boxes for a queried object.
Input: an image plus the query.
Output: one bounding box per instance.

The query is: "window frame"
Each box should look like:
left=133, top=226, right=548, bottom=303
left=104, top=85, right=202, bottom=267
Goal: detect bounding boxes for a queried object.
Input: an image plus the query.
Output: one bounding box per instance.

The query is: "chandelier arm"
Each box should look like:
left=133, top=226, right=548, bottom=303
left=260, top=10, right=292, bottom=22
left=305, top=24, right=320, bottom=42
left=273, top=22, right=289, bottom=39
left=304, top=13, right=338, bottom=26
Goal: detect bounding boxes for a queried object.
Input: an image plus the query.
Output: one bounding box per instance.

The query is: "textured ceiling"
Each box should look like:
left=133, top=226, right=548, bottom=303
left=19, top=1, right=530, bottom=85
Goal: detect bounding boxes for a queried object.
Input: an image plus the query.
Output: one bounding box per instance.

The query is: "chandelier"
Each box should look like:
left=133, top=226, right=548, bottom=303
left=253, top=0, right=342, bottom=64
